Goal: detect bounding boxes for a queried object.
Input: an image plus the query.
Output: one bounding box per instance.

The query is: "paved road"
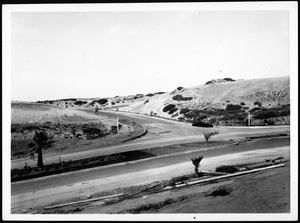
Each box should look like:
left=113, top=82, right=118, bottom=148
left=11, top=109, right=290, bottom=169
left=11, top=137, right=290, bottom=213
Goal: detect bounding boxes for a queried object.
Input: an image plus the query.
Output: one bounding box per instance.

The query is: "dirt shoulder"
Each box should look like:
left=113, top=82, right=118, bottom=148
left=75, top=161, right=290, bottom=214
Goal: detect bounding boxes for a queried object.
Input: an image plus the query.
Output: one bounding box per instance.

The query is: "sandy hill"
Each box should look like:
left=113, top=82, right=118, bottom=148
left=11, top=102, right=115, bottom=126
left=116, top=76, right=290, bottom=117
left=33, top=76, right=290, bottom=126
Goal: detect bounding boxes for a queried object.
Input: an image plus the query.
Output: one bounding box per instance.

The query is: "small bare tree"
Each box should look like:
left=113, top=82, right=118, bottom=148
left=191, top=155, right=203, bottom=177
left=203, top=131, right=219, bottom=143
left=94, top=106, right=99, bottom=114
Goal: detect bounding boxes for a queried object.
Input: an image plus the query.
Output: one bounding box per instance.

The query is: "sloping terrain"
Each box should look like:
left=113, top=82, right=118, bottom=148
left=11, top=102, right=146, bottom=158
left=36, top=76, right=290, bottom=126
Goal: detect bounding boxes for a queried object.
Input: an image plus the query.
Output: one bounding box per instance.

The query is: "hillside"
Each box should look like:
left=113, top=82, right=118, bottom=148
left=35, top=76, right=290, bottom=126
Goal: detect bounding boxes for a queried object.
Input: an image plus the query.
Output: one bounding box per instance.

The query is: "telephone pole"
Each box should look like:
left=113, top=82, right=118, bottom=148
left=248, top=112, right=251, bottom=126
left=116, top=116, right=119, bottom=133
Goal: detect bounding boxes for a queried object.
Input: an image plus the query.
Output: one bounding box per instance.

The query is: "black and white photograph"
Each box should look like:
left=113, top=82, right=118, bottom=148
left=2, top=2, right=298, bottom=221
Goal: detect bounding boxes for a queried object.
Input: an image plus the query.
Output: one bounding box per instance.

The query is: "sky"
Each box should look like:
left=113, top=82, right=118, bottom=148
left=10, top=10, right=290, bottom=101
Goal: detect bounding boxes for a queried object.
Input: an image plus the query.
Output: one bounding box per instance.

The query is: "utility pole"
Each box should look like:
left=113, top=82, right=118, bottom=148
left=248, top=112, right=251, bottom=126
left=116, top=116, right=119, bottom=133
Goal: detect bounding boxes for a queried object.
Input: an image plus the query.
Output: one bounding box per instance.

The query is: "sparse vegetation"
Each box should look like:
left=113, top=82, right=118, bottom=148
left=172, top=95, right=193, bottom=101
left=168, top=107, right=178, bottom=114
left=225, top=104, right=242, bottom=111
left=203, top=131, right=219, bottom=142
left=192, top=121, right=213, bottom=127
left=163, top=104, right=176, bottom=113
left=252, top=106, right=290, bottom=119
left=179, top=108, right=190, bottom=115
left=254, top=101, right=262, bottom=107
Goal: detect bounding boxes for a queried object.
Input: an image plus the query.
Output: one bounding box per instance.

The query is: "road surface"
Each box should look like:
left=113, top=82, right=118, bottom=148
left=11, top=109, right=290, bottom=169
left=11, top=136, right=290, bottom=213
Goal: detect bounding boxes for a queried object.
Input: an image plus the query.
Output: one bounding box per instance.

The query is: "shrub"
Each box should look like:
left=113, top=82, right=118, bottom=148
left=134, top=94, right=144, bottom=99
left=223, top=78, right=235, bottom=82
left=177, top=86, right=184, bottom=90
left=225, top=104, right=242, bottom=111
left=205, top=81, right=214, bottom=85
left=279, top=108, right=290, bottom=116
left=216, top=165, right=239, bottom=173
left=254, top=101, right=262, bottom=107
left=95, top=99, right=108, bottom=105
left=171, top=113, right=179, bottom=118
left=253, top=110, right=278, bottom=119
left=74, top=100, right=84, bottom=105
left=163, top=104, right=176, bottom=112
left=154, top=92, right=165, bottom=95
left=168, top=107, right=178, bottom=114
left=192, top=122, right=213, bottom=128
left=172, top=95, right=193, bottom=101
left=81, top=127, right=101, bottom=135
left=179, top=108, right=190, bottom=115
left=203, top=131, right=219, bottom=142
left=144, top=99, right=149, bottom=104
left=249, top=107, right=261, bottom=112
left=146, top=93, right=154, bottom=97
left=240, top=102, right=245, bottom=106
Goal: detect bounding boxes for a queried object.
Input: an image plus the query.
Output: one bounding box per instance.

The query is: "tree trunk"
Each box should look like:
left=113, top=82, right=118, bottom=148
left=194, top=165, right=199, bottom=176
left=37, top=147, right=44, bottom=170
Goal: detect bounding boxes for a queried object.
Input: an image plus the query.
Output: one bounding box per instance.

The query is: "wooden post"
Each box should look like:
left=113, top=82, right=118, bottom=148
left=116, top=116, right=119, bottom=133
left=248, top=112, right=251, bottom=126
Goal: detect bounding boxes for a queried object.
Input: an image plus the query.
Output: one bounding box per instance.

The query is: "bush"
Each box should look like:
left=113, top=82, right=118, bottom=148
left=253, top=110, right=278, bottom=119
left=205, top=81, right=214, bottom=85
left=240, top=102, right=245, bottom=106
left=254, top=101, right=262, bottom=107
left=177, top=86, right=184, bottom=90
left=172, top=95, right=193, bottom=101
left=94, top=99, right=108, bottom=105
left=216, top=165, right=239, bottom=173
left=163, top=104, right=176, bottom=112
left=144, top=99, right=149, bottom=104
left=168, top=107, right=178, bottom=114
left=223, top=78, right=235, bottom=82
left=226, top=104, right=242, bottom=111
left=134, top=94, right=144, bottom=99
left=74, top=101, right=84, bottom=105
left=146, top=93, right=154, bottom=97
left=249, top=107, right=261, bottom=113
left=154, top=92, right=165, bottom=95
left=279, top=108, right=290, bottom=116
left=179, top=108, right=190, bottom=115
left=192, top=122, right=213, bottom=128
